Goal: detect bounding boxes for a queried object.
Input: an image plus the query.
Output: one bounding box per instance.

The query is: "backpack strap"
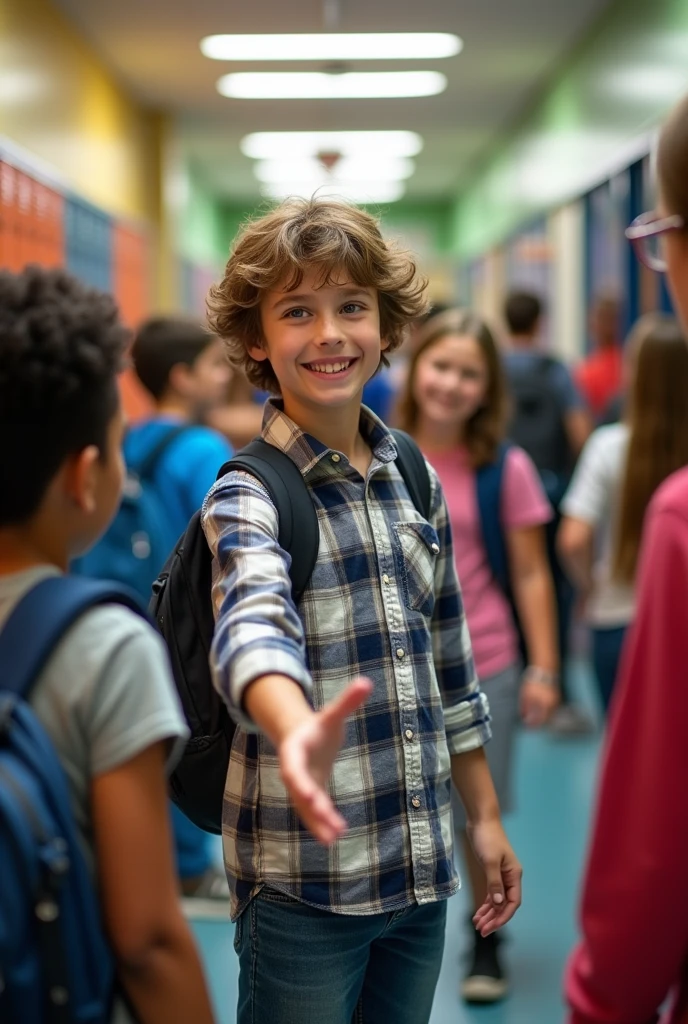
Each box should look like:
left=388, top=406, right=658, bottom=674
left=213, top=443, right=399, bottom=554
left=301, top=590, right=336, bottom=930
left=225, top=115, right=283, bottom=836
left=136, top=424, right=192, bottom=481
left=475, top=443, right=511, bottom=593
left=0, top=576, right=145, bottom=701
left=219, top=439, right=319, bottom=602
left=390, top=429, right=432, bottom=520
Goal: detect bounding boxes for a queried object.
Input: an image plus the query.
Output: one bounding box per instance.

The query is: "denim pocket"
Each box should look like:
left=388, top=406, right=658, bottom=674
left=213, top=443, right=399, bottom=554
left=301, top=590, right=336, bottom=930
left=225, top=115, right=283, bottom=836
left=392, top=520, right=440, bottom=618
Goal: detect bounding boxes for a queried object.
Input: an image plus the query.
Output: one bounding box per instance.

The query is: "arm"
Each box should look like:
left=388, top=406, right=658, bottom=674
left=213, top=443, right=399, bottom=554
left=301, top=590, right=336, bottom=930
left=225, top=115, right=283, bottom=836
left=93, top=743, right=215, bottom=1024
left=428, top=467, right=522, bottom=930
left=564, top=408, right=593, bottom=459
left=557, top=517, right=595, bottom=593
left=566, top=501, right=688, bottom=1023
left=204, top=474, right=370, bottom=842
left=506, top=524, right=560, bottom=727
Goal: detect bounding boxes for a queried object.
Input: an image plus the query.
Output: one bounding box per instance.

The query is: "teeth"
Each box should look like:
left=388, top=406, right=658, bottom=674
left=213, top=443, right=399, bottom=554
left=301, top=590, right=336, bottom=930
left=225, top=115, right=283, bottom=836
left=308, top=360, right=352, bottom=374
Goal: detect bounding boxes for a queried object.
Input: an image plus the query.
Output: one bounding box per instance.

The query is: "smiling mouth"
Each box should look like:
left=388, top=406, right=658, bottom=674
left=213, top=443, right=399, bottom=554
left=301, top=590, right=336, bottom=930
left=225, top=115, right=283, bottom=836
left=302, top=358, right=358, bottom=375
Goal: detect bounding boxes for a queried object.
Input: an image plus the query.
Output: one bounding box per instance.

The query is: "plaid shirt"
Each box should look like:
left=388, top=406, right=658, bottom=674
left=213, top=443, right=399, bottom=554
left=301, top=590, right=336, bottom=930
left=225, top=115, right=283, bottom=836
left=202, top=399, right=491, bottom=921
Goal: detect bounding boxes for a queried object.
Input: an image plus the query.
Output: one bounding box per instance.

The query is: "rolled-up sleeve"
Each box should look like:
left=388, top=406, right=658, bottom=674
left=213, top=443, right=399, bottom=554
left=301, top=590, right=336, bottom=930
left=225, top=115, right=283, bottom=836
left=428, top=465, right=492, bottom=755
left=202, top=471, right=313, bottom=731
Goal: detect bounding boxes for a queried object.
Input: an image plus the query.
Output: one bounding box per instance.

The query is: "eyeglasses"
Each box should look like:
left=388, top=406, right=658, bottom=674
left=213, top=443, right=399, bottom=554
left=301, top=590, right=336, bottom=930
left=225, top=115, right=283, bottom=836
left=625, top=210, right=685, bottom=273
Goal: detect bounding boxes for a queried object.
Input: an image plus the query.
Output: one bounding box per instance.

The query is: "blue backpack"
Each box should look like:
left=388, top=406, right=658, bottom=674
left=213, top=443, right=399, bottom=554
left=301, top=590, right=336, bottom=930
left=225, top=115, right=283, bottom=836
left=0, top=575, right=144, bottom=1024
left=72, top=425, right=189, bottom=603
left=476, top=442, right=511, bottom=594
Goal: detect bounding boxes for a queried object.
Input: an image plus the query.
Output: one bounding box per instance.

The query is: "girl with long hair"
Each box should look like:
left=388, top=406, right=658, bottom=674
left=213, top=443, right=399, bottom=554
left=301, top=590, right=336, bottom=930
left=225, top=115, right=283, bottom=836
left=396, top=308, right=559, bottom=1003
left=558, top=313, right=688, bottom=712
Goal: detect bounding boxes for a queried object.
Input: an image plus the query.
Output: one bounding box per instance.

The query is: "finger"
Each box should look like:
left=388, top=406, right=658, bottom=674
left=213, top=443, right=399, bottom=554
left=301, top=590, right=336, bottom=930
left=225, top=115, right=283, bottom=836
left=483, top=861, right=506, bottom=910
left=320, top=676, right=373, bottom=727
left=296, top=788, right=347, bottom=846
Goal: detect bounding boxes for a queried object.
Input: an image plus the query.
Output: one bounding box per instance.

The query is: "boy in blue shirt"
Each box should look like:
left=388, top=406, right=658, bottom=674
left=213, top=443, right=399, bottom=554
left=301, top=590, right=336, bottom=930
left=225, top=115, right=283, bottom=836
left=203, top=198, right=522, bottom=1022
left=128, top=316, right=233, bottom=900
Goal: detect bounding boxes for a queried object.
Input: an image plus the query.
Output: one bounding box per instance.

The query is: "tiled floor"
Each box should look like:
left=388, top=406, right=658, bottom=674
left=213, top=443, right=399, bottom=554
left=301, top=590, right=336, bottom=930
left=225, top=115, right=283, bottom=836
left=190, top=663, right=603, bottom=1023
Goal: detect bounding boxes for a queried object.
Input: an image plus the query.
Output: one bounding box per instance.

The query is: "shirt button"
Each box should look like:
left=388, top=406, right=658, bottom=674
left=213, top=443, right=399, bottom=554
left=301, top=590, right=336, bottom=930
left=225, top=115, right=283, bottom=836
left=431, top=542, right=440, bottom=554
left=396, top=648, right=405, bottom=659
left=382, top=574, right=390, bottom=585
left=411, top=796, right=421, bottom=809
left=331, top=453, right=341, bottom=463
left=404, top=728, right=414, bottom=741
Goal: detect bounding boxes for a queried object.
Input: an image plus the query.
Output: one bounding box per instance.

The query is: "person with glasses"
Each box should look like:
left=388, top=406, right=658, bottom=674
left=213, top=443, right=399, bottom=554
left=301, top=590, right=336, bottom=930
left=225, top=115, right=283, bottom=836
left=565, top=91, right=688, bottom=1024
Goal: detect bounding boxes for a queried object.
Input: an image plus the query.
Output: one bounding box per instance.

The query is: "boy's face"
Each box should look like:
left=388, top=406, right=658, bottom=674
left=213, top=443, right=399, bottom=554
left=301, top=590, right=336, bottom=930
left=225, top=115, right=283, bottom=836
left=254, top=267, right=387, bottom=418
left=182, top=338, right=233, bottom=414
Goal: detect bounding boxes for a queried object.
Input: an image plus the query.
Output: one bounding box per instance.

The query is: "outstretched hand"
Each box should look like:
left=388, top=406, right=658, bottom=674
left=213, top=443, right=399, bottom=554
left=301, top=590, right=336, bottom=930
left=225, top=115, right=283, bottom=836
left=278, top=676, right=373, bottom=845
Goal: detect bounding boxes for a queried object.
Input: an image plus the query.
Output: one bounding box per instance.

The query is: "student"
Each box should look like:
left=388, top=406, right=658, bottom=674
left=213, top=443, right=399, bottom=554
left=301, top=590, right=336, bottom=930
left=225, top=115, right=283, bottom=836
left=565, top=90, right=688, bottom=1024
left=575, top=294, right=624, bottom=422
left=0, top=267, right=215, bottom=1023
left=503, top=290, right=593, bottom=736
left=558, top=314, right=688, bottom=713
left=87, top=316, right=234, bottom=902
left=396, top=308, right=559, bottom=1003
left=202, top=197, right=522, bottom=1024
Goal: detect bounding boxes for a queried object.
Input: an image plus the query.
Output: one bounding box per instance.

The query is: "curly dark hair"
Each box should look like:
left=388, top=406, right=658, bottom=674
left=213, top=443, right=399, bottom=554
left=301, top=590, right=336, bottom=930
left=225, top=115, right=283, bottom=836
left=0, top=266, right=128, bottom=526
left=207, top=196, right=428, bottom=393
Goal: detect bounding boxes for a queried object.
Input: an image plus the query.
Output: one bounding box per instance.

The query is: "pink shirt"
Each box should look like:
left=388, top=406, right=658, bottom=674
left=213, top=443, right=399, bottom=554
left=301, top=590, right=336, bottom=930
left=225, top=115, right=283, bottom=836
left=425, top=445, right=551, bottom=679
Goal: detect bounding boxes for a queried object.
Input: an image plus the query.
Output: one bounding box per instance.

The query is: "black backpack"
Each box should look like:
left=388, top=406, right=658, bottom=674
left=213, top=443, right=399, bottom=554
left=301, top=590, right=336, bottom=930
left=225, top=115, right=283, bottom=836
left=150, top=430, right=431, bottom=834
left=505, top=355, right=570, bottom=490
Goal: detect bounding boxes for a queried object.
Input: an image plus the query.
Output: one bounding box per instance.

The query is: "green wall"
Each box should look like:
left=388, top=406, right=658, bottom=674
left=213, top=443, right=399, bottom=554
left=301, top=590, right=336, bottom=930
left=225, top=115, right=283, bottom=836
left=450, top=0, right=688, bottom=256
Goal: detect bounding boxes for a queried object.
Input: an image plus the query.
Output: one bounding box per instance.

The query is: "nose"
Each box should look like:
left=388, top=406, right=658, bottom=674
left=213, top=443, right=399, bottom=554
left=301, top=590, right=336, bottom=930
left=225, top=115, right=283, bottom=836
left=313, top=311, right=343, bottom=348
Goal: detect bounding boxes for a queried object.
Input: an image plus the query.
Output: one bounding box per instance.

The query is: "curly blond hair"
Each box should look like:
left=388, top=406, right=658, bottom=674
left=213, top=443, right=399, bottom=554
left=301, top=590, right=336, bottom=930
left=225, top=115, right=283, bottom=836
left=207, top=196, right=428, bottom=393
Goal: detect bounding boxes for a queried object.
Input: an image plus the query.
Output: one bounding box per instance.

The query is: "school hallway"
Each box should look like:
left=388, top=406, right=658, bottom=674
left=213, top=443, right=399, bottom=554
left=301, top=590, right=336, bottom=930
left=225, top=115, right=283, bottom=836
left=189, top=662, right=602, bottom=1024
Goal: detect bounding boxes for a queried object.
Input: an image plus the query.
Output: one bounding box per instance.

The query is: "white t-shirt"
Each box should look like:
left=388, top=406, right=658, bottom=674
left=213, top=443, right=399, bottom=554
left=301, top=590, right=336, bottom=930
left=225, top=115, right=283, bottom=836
left=0, top=565, right=189, bottom=1023
left=561, top=423, right=634, bottom=628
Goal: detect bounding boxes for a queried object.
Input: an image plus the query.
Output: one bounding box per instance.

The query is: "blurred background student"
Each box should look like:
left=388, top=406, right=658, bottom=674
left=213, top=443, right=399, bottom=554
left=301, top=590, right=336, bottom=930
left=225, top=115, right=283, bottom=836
left=396, top=308, right=559, bottom=1004
left=558, top=313, right=688, bottom=714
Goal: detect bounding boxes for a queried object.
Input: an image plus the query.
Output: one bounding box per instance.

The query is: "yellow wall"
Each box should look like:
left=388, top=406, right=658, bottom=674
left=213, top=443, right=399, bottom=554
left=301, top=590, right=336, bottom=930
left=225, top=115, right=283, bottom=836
left=0, top=0, right=158, bottom=224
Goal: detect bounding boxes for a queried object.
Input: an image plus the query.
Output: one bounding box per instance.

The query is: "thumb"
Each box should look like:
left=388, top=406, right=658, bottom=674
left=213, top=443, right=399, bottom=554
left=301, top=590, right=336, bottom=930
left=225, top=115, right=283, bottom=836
left=484, top=860, right=506, bottom=908
left=320, top=676, right=373, bottom=728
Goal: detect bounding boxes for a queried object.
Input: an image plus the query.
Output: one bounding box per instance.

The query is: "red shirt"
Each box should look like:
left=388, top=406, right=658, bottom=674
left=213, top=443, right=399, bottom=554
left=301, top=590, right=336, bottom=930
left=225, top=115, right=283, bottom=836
left=575, top=347, right=623, bottom=418
left=566, top=466, right=688, bottom=1024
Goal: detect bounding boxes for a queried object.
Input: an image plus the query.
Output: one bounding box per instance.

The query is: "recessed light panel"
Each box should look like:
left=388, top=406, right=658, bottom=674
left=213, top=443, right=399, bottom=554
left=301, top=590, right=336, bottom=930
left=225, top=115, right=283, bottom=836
left=218, top=71, right=447, bottom=100
left=201, top=33, right=462, bottom=62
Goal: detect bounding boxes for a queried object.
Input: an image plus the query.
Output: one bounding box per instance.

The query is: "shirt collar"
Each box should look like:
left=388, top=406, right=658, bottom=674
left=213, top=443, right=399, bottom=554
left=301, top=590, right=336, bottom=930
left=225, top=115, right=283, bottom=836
left=261, top=397, right=398, bottom=477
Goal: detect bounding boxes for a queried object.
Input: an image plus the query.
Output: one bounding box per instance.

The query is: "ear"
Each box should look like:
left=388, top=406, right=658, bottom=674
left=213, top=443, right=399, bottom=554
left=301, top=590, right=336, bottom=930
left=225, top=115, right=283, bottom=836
left=380, top=337, right=391, bottom=353
left=168, top=361, right=194, bottom=395
left=248, top=342, right=270, bottom=363
left=64, top=446, right=101, bottom=514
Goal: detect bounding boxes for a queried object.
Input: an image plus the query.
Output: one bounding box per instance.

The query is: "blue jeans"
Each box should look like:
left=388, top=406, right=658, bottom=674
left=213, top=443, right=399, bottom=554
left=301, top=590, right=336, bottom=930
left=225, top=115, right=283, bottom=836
left=591, top=625, right=627, bottom=713
left=170, top=802, right=213, bottom=880
left=234, top=889, right=447, bottom=1024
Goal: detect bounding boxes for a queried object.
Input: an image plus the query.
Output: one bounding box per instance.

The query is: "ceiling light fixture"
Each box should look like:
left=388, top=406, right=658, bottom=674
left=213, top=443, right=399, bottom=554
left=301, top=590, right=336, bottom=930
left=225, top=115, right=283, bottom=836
left=262, top=181, right=406, bottom=203
left=241, top=131, right=423, bottom=160
left=201, top=32, right=462, bottom=62
left=217, top=71, right=446, bottom=100
left=253, top=157, right=415, bottom=183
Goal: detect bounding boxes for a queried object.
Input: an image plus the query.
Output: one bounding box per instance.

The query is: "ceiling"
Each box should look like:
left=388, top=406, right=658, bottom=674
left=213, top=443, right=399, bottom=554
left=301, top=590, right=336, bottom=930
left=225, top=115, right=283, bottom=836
left=53, top=0, right=616, bottom=204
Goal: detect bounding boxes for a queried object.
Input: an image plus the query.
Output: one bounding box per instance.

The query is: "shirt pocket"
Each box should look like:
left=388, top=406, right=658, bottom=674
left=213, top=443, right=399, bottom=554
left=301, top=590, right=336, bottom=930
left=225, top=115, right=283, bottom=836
left=392, top=520, right=440, bottom=618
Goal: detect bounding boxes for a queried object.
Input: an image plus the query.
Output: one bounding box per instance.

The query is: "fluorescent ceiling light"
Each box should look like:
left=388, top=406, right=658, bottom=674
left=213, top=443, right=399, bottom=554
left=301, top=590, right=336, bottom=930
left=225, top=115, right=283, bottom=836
left=201, top=32, right=462, bottom=61
left=218, top=71, right=446, bottom=99
left=241, top=131, right=423, bottom=160
left=253, top=157, right=415, bottom=184
left=262, top=181, right=406, bottom=203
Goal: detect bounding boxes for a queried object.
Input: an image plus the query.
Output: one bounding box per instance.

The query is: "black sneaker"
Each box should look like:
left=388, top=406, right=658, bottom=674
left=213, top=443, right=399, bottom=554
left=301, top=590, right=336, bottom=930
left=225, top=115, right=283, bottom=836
left=461, top=929, right=508, bottom=1004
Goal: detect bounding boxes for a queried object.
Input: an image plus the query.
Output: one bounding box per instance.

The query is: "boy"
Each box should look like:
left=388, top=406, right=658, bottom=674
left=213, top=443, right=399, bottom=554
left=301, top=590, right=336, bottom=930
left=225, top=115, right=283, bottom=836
left=0, top=267, right=215, bottom=1024
left=128, top=316, right=233, bottom=901
left=204, top=198, right=522, bottom=1023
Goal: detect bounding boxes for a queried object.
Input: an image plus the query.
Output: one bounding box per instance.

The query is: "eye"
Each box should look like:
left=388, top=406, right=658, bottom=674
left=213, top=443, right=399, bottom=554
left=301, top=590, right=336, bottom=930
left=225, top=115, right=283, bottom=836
left=341, top=302, right=363, bottom=314
left=283, top=307, right=309, bottom=319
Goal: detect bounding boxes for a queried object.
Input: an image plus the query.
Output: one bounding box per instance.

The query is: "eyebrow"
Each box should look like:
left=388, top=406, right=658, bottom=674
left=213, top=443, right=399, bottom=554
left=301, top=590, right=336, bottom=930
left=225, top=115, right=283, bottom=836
left=269, top=286, right=373, bottom=311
